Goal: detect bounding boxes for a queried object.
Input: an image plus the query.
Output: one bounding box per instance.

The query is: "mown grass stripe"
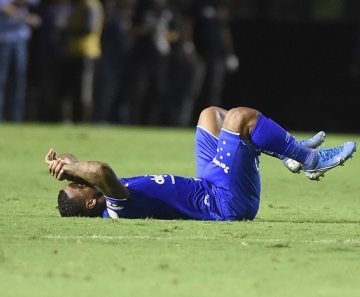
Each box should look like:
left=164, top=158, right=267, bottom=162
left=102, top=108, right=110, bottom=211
left=14, top=234, right=360, bottom=244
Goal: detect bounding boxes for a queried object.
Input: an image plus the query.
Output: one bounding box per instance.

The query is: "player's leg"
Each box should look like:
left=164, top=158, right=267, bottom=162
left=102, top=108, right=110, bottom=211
left=223, top=107, right=356, bottom=180
left=263, top=131, right=326, bottom=173
left=199, top=109, right=261, bottom=220
left=195, top=106, right=228, bottom=178
left=197, top=106, right=228, bottom=137
left=198, top=107, right=355, bottom=220
left=282, top=131, right=326, bottom=173
left=196, top=107, right=325, bottom=175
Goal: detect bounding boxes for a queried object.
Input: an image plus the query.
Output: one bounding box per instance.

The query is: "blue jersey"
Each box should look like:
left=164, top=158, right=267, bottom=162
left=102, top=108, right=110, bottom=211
left=102, top=175, right=222, bottom=220
left=102, top=126, right=261, bottom=221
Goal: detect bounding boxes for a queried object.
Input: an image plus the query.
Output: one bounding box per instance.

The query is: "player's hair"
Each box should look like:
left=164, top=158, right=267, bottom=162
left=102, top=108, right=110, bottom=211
left=57, top=190, right=82, bottom=217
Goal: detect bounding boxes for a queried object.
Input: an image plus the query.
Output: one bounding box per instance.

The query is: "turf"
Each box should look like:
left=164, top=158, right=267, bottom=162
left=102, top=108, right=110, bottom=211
left=1, top=124, right=360, bottom=297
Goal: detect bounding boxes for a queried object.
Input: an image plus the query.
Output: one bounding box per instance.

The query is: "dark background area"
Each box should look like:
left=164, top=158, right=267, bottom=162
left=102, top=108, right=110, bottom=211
left=26, top=0, right=360, bottom=132
left=222, top=20, right=359, bottom=133
left=221, top=0, right=360, bottom=133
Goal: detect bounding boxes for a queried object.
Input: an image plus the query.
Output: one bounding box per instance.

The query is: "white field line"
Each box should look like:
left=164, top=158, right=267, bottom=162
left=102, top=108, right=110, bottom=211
left=15, top=234, right=360, bottom=244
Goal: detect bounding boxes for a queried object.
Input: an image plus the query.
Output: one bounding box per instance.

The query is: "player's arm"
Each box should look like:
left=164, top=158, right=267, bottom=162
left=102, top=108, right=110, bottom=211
left=45, top=148, right=129, bottom=199
left=64, top=161, right=130, bottom=199
left=45, top=149, right=78, bottom=165
left=48, top=155, right=130, bottom=199
left=45, top=149, right=89, bottom=185
left=57, top=153, right=79, bottom=164
left=45, top=149, right=83, bottom=184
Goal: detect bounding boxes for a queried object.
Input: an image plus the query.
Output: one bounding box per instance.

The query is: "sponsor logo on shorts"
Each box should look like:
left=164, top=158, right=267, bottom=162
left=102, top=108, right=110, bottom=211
left=213, top=157, right=229, bottom=174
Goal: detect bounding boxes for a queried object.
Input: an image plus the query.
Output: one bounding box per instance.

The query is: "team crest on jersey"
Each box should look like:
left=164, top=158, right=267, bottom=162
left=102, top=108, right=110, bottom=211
left=204, top=194, right=210, bottom=206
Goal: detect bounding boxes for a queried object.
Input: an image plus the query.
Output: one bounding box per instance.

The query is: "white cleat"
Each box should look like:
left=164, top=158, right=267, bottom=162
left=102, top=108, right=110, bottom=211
left=283, top=131, right=326, bottom=174
left=284, top=158, right=303, bottom=174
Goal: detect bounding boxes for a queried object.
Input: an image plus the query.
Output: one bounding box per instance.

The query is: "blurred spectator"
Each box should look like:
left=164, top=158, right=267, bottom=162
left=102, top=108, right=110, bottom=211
left=179, top=0, right=239, bottom=127
left=161, top=0, right=184, bottom=126
left=37, top=0, right=72, bottom=121
left=60, top=0, right=104, bottom=123
left=0, top=0, right=41, bottom=122
left=126, top=0, right=181, bottom=125
left=93, top=0, right=136, bottom=124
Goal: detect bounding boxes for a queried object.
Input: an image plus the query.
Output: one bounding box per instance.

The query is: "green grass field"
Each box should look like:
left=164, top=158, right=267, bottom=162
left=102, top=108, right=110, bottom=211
left=1, top=123, right=360, bottom=297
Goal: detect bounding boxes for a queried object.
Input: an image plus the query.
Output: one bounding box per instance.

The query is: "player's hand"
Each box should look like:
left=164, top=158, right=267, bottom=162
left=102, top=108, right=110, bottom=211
left=45, top=148, right=57, bottom=165
left=59, top=157, right=75, bottom=165
left=48, top=158, right=68, bottom=181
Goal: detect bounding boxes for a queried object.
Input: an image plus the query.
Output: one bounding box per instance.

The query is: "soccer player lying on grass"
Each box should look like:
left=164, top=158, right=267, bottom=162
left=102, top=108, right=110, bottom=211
left=45, top=106, right=357, bottom=220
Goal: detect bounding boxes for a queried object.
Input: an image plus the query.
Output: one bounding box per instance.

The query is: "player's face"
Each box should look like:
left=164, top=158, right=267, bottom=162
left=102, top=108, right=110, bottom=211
left=63, top=183, right=101, bottom=202
left=62, top=183, right=105, bottom=217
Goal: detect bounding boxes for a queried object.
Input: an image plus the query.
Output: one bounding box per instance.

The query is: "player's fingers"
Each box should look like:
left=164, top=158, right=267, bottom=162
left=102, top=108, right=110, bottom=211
left=45, top=149, right=54, bottom=164
left=57, top=169, right=66, bottom=181
left=50, top=150, right=57, bottom=161
left=53, top=160, right=65, bottom=178
left=48, top=159, right=57, bottom=173
left=49, top=159, right=62, bottom=175
left=45, top=149, right=58, bottom=165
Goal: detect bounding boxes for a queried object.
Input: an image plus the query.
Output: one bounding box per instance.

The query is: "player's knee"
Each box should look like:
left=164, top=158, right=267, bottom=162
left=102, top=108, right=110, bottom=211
left=198, top=106, right=227, bottom=134
left=198, top=106, right=222, bottom=120
left=199, top=106, right=215, bottom=118
left=223, top=107, right=260, bottom=137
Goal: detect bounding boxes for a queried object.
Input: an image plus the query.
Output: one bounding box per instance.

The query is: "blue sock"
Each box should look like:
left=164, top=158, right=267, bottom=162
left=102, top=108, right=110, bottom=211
left=250, top=114, right=317, bottom=166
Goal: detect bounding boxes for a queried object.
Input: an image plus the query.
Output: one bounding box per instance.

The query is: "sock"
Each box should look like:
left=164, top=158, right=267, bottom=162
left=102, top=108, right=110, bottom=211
left=261, top=149, right=285, bottom=160
left=251, top=114, right=317, bottom=167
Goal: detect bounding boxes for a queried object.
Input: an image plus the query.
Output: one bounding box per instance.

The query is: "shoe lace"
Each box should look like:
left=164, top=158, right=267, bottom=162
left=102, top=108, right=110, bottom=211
left=317, top=145, right=343, bottom=161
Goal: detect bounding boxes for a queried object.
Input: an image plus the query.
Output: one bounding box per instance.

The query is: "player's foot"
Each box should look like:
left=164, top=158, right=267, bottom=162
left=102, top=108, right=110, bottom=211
left=283, top=131, right=326, bottom=173
left=303, top=141, right=357, bottom=181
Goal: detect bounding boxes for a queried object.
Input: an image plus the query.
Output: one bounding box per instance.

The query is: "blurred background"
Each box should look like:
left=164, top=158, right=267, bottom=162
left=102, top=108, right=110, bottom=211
left=1, top=0, right=360, bottom=132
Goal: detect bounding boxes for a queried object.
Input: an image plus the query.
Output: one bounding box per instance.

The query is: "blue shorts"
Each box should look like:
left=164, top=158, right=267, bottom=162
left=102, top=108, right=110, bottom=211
left=195, top=126, right=261, bottom=220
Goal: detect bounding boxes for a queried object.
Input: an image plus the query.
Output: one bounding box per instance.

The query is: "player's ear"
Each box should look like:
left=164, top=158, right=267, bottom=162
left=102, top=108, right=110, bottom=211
left=85, top=199, right=97, bottom=210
